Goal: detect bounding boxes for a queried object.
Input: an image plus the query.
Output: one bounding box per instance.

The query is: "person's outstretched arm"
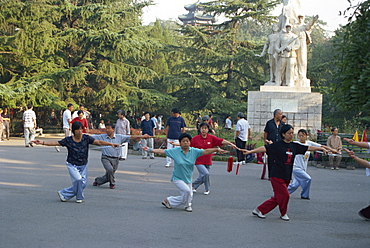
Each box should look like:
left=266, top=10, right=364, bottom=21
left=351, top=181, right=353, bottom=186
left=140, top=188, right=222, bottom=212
left=202, top=148, right=227, bottom=156
left=343, top=138, right=369, bottom=149
left=241, top=146, right=267, bottom=155
left=142, top=146, right=165, bottom=155
left=31, top=140, right=60, bottom=146
left=344, top=148, right=370, bottom=169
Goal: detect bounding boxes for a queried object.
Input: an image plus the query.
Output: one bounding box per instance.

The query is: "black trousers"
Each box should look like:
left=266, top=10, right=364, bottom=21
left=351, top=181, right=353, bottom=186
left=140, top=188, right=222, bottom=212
left=235, top=138, right=246, bottom=162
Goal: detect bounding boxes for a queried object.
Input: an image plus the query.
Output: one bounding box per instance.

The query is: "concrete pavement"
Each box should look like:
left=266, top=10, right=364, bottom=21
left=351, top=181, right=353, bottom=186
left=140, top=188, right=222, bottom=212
left=0, top=137, right=369, bottom=248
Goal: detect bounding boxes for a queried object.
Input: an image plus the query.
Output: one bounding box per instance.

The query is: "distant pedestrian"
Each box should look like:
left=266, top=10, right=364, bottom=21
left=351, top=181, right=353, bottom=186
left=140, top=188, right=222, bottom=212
left=165, top=108, right=186, bottom=167
left=225, top=115, right=232, bottom=130
left=98, top=120, right=106, bottom=129
left=22, top=104, right=37, bottom=147
left=142, top=133, right=227, bottom=212
left=115, top=110, right=130, bottom=160
left=235, top=112, right=251, bottom=164
left=140, top=111, right=155, bottom=159
left=62, top=104, right=74, bottom=137
left=151, top=114, right=158, bottom=130
left=31, top=121, right=118, bottom=203
left=1, top=107, right=11, bottom=141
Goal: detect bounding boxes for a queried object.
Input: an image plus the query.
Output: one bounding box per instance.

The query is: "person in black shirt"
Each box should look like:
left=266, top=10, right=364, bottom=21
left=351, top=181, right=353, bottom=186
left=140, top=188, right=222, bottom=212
left=242, top=124, right=328, bottom=221
left=263, top=109, right=286, bottom=178
left=31, top=122, right=118, bottom=203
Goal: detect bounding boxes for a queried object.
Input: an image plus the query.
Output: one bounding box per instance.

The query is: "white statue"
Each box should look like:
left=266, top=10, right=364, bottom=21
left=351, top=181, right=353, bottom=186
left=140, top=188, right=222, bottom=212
left=275, top=23, right=300, bottom=87
left=255, top=24, right=280, bottom=83
left=293, top=15, right=319, bottom=87
left=278, top=0, right=301, bottom=31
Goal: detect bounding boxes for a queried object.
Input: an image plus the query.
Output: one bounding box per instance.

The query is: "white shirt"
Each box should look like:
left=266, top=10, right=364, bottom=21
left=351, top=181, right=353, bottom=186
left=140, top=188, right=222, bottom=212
left=293, top=140, right=321, bottom=171
left=235, top=118, right=251, bottom=141
left=62, top=109, right=72, bottom=129
left=225, top=118, right=232, bottom=128
left=22, top=109, right=36, bottom=128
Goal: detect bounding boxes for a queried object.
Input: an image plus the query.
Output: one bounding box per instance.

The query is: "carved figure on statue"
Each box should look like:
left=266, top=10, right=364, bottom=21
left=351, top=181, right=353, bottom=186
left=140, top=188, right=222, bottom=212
left=274, top=23, right=300, bottom=87
left=255, top=24, right=280, bottom=84
left=278, top=0, right=301, bottom=31
left=293, top=14, right=319, bottom=87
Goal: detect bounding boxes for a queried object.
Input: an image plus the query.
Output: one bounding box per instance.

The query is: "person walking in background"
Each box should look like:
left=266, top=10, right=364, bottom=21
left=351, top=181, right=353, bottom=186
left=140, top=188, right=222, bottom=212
left=71, top=110, right=89, bottom=133
left=327, top=127, right=342, bottom=170
left=151, top=114, right=158, bottom=130
left=225, top=115, right=232, bottom=130
left=1, top=107, right=10, bottom=141
left=140, top=111, right=155, bottom=159
left=263, top=109, right=286, bottom=177
left=157, top=115, right=163, bottom=130
left=208, top=114, right=214, bottom=128
left=242, top=125, right=328, bottom=221
left=31, top=122, right=118, bottom=203
left=165, top=108, right=186, bottom=167
left=235, top=112, right=251, bottom=164
left=196, top=114, right=202, bottom=130
left=192, top=123, right=237, bottom=195
left=62, top=104, right=74, bottom=137
left=115, top=110, right=130, bottom=160
left=0, top=109, right=3, bottom=142
left=343, top=138, right=370, bottom=220
left=142, top=133, right=227, bottom=212
left=22, top=104, right=37, bottom=147
left=92, top=123, right=149, bottom=189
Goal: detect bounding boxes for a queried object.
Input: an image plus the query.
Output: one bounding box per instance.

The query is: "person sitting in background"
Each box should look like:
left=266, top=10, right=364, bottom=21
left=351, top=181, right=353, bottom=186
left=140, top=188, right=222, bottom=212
left=327, top=127, right=342, bottom=170
left=98, top=120, right=106, bottom=129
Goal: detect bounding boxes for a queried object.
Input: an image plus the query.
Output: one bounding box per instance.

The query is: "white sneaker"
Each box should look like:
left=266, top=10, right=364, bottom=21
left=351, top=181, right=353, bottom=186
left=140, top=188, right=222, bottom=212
left=165, top=164, right=171, bottom=168
left=57, top=191, right=67, bottom=202
left=76, top=200, right=83, bottom=203
left=55, top=146, right=60, bottom=152
left=192, top=188, right=197, bottom=193
left=252, top=208, right=265, bottom=219
left=280, top=214, right=289, bottom=221
left=185, top=206, right=192, bottom=212
left=204, top=191, right=210, bottom=195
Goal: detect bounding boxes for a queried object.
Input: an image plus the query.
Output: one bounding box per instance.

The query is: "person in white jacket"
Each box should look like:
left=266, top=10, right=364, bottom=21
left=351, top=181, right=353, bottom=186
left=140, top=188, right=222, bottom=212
left=288, top=129, right=336, bottom=199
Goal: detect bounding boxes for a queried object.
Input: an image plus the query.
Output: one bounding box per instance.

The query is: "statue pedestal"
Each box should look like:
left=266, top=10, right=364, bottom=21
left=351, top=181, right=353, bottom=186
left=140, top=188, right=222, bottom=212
left=247, top=87, right=322, bottom=133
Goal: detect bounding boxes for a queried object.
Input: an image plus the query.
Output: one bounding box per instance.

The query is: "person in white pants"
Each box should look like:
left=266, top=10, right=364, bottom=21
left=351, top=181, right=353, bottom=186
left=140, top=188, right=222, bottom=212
left=288, top=129, right=336, bottom=199
left=142, top=133, right=227, bottom=212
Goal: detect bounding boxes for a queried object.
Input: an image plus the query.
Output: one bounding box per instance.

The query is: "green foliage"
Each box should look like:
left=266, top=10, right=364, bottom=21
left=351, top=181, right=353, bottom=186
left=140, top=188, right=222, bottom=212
left=164, top=0, right=279, bottom=116
left=332, top=0, right=370, bottom=111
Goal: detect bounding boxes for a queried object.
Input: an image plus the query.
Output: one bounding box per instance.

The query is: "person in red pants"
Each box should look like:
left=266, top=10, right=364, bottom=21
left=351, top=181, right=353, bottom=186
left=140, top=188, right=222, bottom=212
left=242, top=124, right=328, bottom=221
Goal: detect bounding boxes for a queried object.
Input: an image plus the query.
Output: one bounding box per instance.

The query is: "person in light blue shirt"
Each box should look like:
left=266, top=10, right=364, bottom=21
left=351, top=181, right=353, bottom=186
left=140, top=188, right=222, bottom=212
left=92, top=123, right=150, bottom=189
left=143, top=133, right=227, bottom=212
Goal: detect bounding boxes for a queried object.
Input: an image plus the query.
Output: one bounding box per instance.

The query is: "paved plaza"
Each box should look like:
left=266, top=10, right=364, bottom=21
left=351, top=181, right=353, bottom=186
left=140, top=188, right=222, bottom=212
left=1, top=136, right=369, bottom=248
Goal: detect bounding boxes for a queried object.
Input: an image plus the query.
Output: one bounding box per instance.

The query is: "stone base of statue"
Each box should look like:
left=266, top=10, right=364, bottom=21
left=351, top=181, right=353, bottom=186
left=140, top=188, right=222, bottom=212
left=247, top=86, right=322, bottom=133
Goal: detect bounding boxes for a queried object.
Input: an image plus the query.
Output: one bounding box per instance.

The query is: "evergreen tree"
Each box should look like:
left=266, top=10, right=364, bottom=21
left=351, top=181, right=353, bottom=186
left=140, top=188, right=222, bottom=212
left=0, top=0, right=176, bottom=114
left=164, top=0, right=279, bottom=116
left=332, top=0, right=370, bottom=111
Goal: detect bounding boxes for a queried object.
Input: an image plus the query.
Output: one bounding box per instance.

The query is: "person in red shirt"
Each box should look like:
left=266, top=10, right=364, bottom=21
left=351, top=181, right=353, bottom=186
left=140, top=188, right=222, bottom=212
left=71, top=110, right=89, bottom=133
left=191, top=123, right=237, bottom=195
